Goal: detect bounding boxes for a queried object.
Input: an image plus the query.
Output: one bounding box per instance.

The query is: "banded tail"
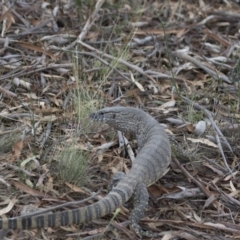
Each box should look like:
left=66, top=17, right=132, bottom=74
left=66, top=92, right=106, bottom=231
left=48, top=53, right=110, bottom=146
left=0, top=176, right=137, bottom=230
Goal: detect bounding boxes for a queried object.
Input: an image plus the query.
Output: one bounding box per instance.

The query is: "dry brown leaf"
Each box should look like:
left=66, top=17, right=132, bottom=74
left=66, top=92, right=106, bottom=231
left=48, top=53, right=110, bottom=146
left=193, top=211, right=202, bottom=223
left=187, top=137, right=218, bottom=148
left=8, top=139, right=23, bottom=163
left=12, top=180, right=47, bottom=197
left=0, top=86, right=17, bottom=98
left=148, top=184, right=169, bottom=198
left=41, top=115, right=58, bottom=122
left=150, top=100, right=176, bottom=112
left=135, top=28, right=186, bottom=36
left=13, top=77, right=32, bottom=90
left=159, top=187, right=204, bottom=200
left=65, top=182, right=89, bottom=194
left=224, top=171, right=238, bottom=181
left=0, top=6, right=15, bottom=36
left=22, top=93, right=40, bottom=100
left=202, top=162, right=224, bottom=176
left=97, top=153, right=103, bottom=163
left=203, top=194, right=218, bottom=209
left=0, top=197, right=17, bottom=215
left=187, top=123, right=195, bottom=132
left=15, top=41, right=57, bottom=60
left=162, top=233, right=172, bottom=240
left=130, top=72, right=144, bottom=91
left=35, top=107, right=62, bottom=114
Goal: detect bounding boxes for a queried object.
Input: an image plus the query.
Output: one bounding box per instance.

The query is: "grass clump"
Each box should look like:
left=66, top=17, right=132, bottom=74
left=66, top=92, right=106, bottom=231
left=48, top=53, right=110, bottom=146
left=56, top=146, right=89, bottom=187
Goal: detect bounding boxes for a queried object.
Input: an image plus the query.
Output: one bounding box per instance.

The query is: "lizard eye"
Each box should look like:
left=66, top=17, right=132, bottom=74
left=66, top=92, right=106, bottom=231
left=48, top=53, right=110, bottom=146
left=112, top=113, right=116, bottom=119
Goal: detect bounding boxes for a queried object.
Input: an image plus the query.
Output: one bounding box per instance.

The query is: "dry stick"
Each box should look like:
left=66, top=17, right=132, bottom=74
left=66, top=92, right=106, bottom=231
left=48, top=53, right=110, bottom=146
left=203, top=156, right=227, bottom=173
left=3, top=164, right=34, bottom=177
left=70, top=221, right=131, bottom=240
left=11, top=8, right=30, bottom=28
left=207, top=181, right=240, bottom=208
left=79, top=51, right=132, bottom=83
left=210, top=180, right=240, bottom=207
left=172, top=51, right=231, bottom=84
left=7, top=19, right=53, bottom=38
left=181, top=96, right=233, bottom=175
left=215, top=133, right=232, bottom=173
left=40, top=122, right=52, bottom=148
left=17, top=189, right=101, bottom=219
left=172, top=158, right=221, bottom=211
left=0, top=63, right=73, bottom=81
left=221, top=191, right=240, bottom=207
left=144, top=69, right=186, bottom=81
left=127, top=36, right=155, bottom=48
left=78, top=40, right=158, bottom=84
left=64, top=0, right=105, bottom=50
left=182, top=97, right=232, bottom=152
left=122, top=135, right=135, bottom=163
left=206, top=135, right=228, bottom=147
left=172, top=158, right=211, bottom=198
left=0, top=177, right=11, bottom=188
left=0, top=86, right=17, bottom=98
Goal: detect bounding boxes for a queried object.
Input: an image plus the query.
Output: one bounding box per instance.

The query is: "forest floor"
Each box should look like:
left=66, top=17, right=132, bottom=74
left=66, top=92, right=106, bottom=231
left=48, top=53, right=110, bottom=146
left=0, top=0, right=240, bottom=239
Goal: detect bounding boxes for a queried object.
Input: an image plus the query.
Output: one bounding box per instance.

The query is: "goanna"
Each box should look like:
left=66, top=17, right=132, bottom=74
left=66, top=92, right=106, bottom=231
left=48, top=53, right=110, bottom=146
left=0, top=106, right=171, bottom=238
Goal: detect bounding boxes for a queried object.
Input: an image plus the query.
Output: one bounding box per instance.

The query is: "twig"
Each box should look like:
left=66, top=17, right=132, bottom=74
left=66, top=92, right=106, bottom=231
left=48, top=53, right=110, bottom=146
left=209, top=181, right=240, bottom=208
left=67, top=220, right=132, bottom=239
left=0, top=86, right=17, bottom=98
left=40, top=122, right=52, bottom=148
left=171, top=158, right=212, bottom=198
left=0, top=113, right=39, bottom=120
left=203, top=156, right=228, bottom=173
left=3, top=163, right=35, bottom=176
left=128, top=36, right=155, bottom=47
left=0, top=63, right=73, bottom=81
left=0, top=177, right=11, bottom=188
left=18, top=189, right=102, bottom=218
left=78, top=40, right=157, bottom=83
left=172, top=51, right=231, bottom=83
left=181, top=96, right=233, bottom=152
left=123, top=136, right=135, bottom=163
left=116, top=131, right=135, bottom=163
left=181, top=96, right=233, bottom=175
left=117, top=131, right=125, bottom=148
left=79, top=51, right=132, bottom=82
left=144, top=69, right=186, bottom=81
left=215, top=134, right=232, bottom=174
left=7, top=19, right=53, bottom=39
left=64, top=0, right=105, bottom=50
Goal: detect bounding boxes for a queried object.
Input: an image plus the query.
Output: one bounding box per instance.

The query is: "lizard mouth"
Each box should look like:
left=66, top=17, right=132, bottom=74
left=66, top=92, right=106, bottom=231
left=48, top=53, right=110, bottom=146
left=89, top=112, right=105, bottom=122
left=89, top=113, right=99, bottom=121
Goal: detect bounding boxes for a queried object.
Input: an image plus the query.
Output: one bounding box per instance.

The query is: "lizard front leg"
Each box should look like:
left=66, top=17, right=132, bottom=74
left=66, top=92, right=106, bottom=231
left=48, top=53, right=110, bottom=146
left=131, top=183, right=166, bottom=238
left=109, top=173, right=164, bottom=238
left=108, top=171, right=125, bottom=192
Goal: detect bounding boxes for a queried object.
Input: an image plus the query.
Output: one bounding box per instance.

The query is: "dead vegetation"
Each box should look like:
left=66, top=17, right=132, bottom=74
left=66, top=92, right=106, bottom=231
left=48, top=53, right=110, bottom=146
left=0, top=0, right=240, bottom=239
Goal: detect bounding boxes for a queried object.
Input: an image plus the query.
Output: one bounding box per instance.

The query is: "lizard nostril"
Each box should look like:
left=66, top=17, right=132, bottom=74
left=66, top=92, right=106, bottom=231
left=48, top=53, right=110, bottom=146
left=89, top=113, right=96, bottom=119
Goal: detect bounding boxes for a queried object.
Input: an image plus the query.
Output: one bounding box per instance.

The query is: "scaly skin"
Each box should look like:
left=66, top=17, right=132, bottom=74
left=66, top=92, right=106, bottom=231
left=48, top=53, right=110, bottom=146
left=0, top=107, right=171, bottom=238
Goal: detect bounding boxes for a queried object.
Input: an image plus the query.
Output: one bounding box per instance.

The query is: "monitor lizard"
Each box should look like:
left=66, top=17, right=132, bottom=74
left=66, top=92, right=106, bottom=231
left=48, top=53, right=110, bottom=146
left=0, top=106, right=171, bottom=238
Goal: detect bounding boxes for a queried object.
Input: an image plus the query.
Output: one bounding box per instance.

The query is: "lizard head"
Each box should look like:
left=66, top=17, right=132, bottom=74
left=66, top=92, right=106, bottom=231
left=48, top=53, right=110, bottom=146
left=89, top=106, right=146, bottom=133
